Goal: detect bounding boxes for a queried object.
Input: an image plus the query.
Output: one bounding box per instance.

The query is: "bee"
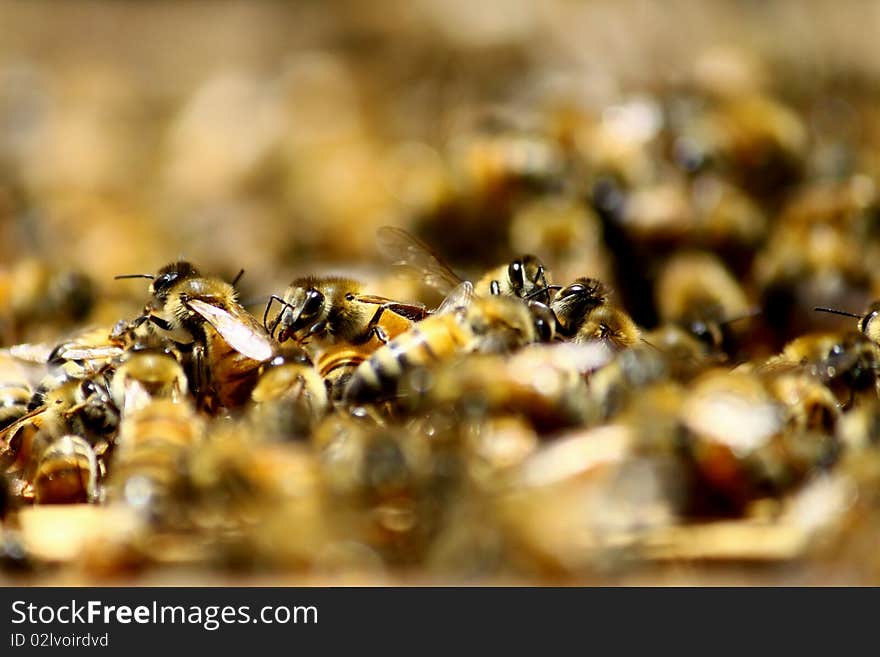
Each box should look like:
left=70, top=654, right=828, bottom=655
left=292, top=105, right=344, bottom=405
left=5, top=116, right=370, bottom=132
left=0, top=259, right=95, bottom=344
left=764, top=330, right=880, bottom=408
left=249, top=346, right=328, bottom=440
left=0, top=373, right=117, bottom=473
left=110, top=350, right=188, bottom=417
left=32, top=435, right=99, bottom=505
left=654, top=251, right=753, bottom=354
left=262, top=275, right=427, bottom=398
left=264, top=276, right=428, bottom=346
left=343, top=283, right=546, bottom=403
left=681, top=370, right=836, bottom=515
left=0, top=353, right=35, bottom=431
left=107, top=399, right=204, bottom=523
left=548, top=277, right=610, bottom=338
left=118, top=261, right=276, bottom=409
left=312, top=415, right=436, bottom=565
left=573, top=305, right=641, bottom=351
left=407, top=345, right=596, bottom=434
left=376, top=225, right=554, bottom=304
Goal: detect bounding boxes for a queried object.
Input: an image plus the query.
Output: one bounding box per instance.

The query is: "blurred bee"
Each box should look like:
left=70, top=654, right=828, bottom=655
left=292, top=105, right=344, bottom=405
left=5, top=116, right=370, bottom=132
left=574, top=305, right=641, bottom=351
left=249, top=346, right=328, bottom=441
left=107, top=399, right=204, bottom=523
left=344, top=283, right=547, bottom=403
left=117, top=261, right=276, bottom=409
left=654, top=251, right=753, bottom=354
left=312, top=415, right=435, bottom=564
left=0, top=259, right=95, bottom=344
left=110, top=350, right=188, bottom=416
left=376, top=226, right=554, bottom=304
left=406, top=345, right=596, bottom=434
left=32, top=435, right=99, bottom=505
left=681, top=370, right=836, bottom=515
left=0, top=372, right=117, bottom=473
left=764, top=330, right=880, bottom=408
left=0, top=352, right=36, bottom=431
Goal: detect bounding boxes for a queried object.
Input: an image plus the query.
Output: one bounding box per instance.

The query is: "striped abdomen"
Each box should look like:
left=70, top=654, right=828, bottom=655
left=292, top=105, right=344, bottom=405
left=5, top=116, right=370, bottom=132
left=343, top=315, right=471, bottom=403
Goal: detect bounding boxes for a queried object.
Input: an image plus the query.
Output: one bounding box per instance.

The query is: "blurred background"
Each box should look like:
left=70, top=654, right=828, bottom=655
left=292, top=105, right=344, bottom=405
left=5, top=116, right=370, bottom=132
left=1, top=0, right=880, bottom=346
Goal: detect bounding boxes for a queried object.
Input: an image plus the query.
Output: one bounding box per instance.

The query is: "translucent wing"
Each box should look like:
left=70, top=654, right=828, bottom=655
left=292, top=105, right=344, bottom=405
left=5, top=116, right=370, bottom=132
left=435, top=281, right=474, bottom=315
left=376, top=226, right=463, bottom=295
left=187, top=299, right=277, bottom=362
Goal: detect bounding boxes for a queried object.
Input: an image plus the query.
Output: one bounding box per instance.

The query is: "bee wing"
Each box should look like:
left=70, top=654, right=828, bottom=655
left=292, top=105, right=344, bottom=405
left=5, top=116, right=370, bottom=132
left=186, top=299, right=277, bottom=362
left=6, top=342, right=55, bottom=363
left=353, top=294, right=428, bottom=321
left=435, top=281, right=474, bottom=315
left=60, top=346, right=124, bottom=362
left=376, top=226, right=464, bottom=294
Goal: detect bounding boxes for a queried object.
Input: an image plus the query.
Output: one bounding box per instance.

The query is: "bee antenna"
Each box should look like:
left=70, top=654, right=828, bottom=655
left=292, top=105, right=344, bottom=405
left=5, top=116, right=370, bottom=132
left=113, top=273, right=155, bottom=280
left=524, top=285, right=562, bottom=300
left=231, top=269, right=245, bottom=287
left=814, top=307, right=862, bottom=319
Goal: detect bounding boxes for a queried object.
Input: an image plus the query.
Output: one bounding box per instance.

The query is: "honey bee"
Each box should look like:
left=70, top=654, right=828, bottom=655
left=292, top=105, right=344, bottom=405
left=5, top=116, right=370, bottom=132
left=408, top=345, right=596, bottom=434
left=548, top=277, right=609, bottom=338
left=264, top=276, right=427, bottom=346
left=0, top=259, right=96, bottom=344
left=249, top=346, right=328, bottom=440
left=376, top=225, right=554, bottom=304
left=764, top=330, right=880, bottom=408
left=681, top=370, right=836, bottom=514
left=109, top=349, right=188, bottom=416
left=573, top=305, right=641, bottom=351
left=262, top=275, right=427, bottom=398
left=32, top=435, right=99, bottom=505
left=0, top=352, right=35, bottom=430
left=0, top=372, right=117, bottom=474
left=118, top=261, right=276, bottom=409
left=343, top=284, right=545, bottom=403
left=654, top=251, right=753, bottom=354
left=312, top=415, right=436, bottom=565
left=107, top=399, right=204, bottom=522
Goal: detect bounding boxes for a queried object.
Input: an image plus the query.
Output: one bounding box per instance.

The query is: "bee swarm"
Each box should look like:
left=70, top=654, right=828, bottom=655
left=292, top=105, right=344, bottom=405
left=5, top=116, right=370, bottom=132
left=5, top=6, right=880, bottom=585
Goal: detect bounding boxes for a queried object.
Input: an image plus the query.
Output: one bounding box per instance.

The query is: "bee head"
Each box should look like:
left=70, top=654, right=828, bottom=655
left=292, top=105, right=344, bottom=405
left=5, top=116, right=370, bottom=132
left=550, top=277, right=608, bottom=329
left=277, top=287, right=326, bottom=343
left=150, top=261, right=200, bottom=302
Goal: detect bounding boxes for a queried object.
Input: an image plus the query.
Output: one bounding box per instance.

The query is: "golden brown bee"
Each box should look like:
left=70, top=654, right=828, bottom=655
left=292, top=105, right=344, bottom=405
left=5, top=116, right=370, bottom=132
left=107, top=399, right=204, bottom=522
left=681, top=370, right=836, bottom=515
left=312, top=414, right=435, bottom=565
left=377, top=226, right=554, bottom=304
left=119, top=261, right=276, bottom=410
left=343, top=284, right=545, bottom=403
left=654, top=251, right=752, bottom=353
left=264, top=275, right=427, bottom=346
left=262, top=275, right=427, bottom=398
left=0, top=259, right=95, bottom=344
left=548, top=277, right=609, bottom=338
left=109, top=350, right=188, bottom=416
left=408, top=345, right=596, bottom=434
left=33, top=435, right=99, bottom=505
left=0, top=352, right=35, bottom=431
left=573, top=305, right=640, bottom=351
left=249, top=346, right=328, bottom=441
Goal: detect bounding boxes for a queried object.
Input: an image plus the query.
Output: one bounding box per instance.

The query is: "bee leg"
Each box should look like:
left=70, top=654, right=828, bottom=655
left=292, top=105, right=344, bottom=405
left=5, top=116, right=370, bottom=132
left=147, top=315, right=173, bottom=331
left=490, top=280, right=501, bottom=295
left=355, top=306, right=394, bottom=344
left=263, top=295, right=292, bottom=337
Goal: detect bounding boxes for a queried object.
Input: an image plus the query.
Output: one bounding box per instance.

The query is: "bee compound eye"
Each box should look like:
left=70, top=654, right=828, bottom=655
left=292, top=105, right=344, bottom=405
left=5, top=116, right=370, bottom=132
left=508, top=261, right=525, bottom=291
